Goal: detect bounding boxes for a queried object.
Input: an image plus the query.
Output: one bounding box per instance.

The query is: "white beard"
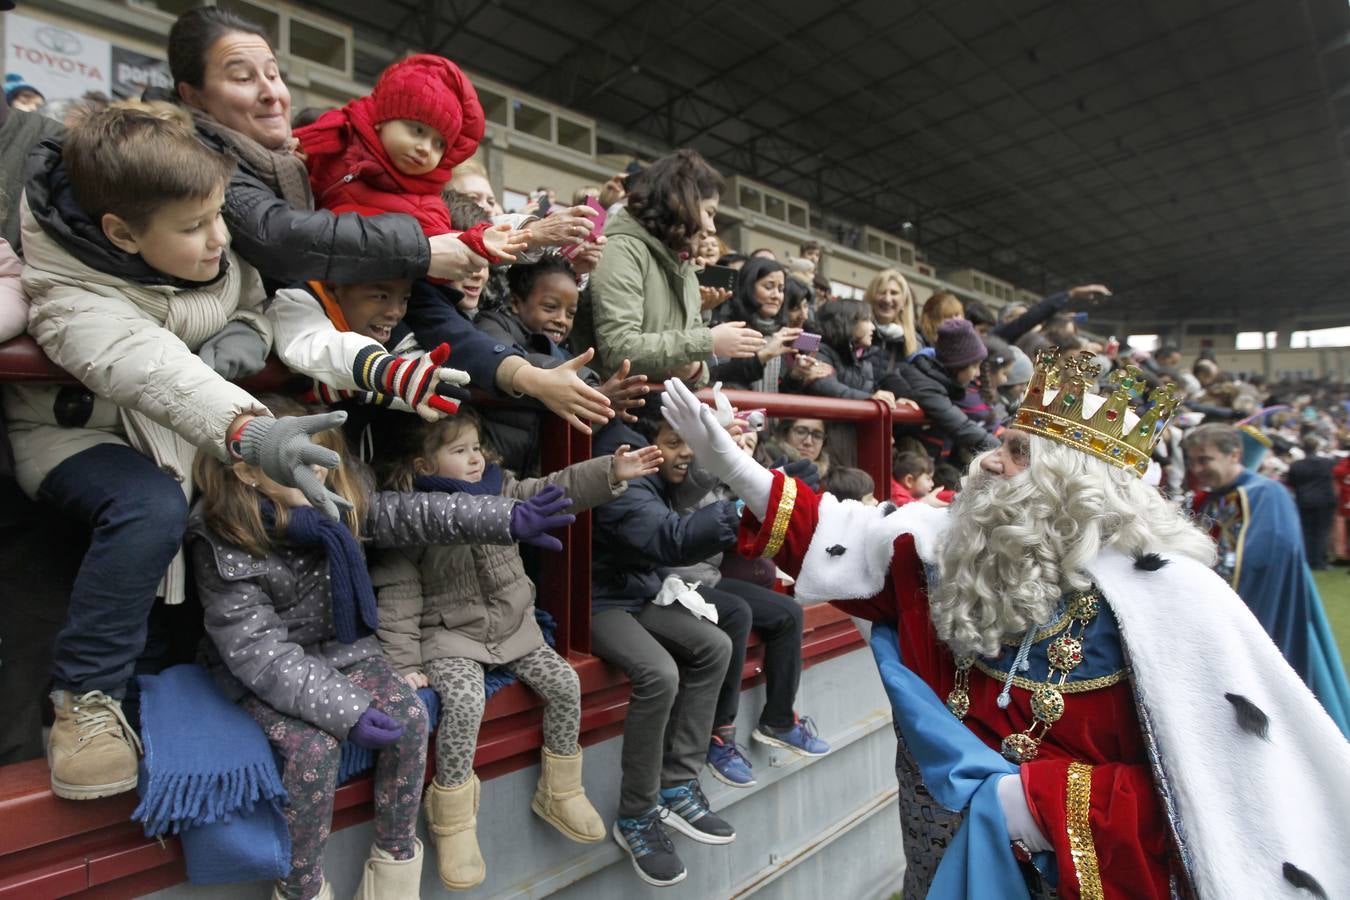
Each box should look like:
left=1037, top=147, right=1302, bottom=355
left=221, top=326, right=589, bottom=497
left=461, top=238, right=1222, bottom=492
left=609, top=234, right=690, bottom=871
left=931, top=464, right=1087, bottom=657
left=929, top=439, right=1216, bottom=658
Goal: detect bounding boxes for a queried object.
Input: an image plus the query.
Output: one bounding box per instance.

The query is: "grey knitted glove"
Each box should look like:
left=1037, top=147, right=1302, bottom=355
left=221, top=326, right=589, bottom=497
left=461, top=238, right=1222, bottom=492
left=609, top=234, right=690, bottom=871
left=198, top=322, right=269, bottom=380
left=236, top=412, right=353, bottom=520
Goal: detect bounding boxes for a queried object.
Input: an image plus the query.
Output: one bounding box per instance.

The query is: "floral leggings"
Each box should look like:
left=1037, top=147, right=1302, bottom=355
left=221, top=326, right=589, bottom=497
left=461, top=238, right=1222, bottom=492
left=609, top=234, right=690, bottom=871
left=425, top=644, right=580, bottom=787
left=242, top=655, right=429, bottom=900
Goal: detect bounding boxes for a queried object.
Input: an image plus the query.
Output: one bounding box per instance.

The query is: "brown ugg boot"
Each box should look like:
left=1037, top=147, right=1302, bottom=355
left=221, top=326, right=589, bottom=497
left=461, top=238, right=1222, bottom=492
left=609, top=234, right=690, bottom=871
left=353, top=837, right=422, bottom=899
left=531, top=746, right=605, bottom=843
left=424, top=776, right=484, bottom=889
left=47, top=689, right=141, bottom=800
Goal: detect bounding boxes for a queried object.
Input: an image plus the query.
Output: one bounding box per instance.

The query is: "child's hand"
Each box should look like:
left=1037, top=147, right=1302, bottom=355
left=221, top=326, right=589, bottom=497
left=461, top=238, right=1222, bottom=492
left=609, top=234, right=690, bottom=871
left=509, top=485, right=575, bottom=551
left=597, top=358, right=649, bottom=423
left=871, top=389, right=898, bottom=410
left=233, top=412, right=353, bottom=521
left=349, top=706, right=404, bottom=749
left=404, top=671, right=429, bottom=689
left=613, top=444, right=663, bottom=481
left=481, top=223, right=528, bottom=263
left=374, top=343, right=471, bottom=421
left=894, top=397, right=922, bottom=416
left=513, top=349, right=614, bottom=434
left=198, top=321, right=269, bottom=380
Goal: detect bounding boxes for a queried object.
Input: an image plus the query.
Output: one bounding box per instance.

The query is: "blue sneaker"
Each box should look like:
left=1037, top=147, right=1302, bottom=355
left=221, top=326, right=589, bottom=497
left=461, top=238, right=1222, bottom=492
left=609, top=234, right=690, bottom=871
left=752, top=714, right=830, bottom=758
left=613, top=808, right=686, bottom=886
left=707, top=734, right=756, bottom=787
left=659, top=780, right=736, bottom=844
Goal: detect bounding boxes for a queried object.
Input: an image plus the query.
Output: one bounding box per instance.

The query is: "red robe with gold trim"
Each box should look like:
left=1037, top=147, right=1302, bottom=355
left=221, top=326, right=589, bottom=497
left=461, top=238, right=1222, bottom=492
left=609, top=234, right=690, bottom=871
left=740, top=471, right=1174, bottom=900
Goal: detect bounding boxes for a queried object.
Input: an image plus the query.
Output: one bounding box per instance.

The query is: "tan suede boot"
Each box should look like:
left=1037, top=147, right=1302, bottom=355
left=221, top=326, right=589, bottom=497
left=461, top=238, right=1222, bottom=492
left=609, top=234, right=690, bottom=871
left=48, top=690, right=142, bottom=800
left=423, top=777, right=484, bottom=889
left=353, top=837, right=422, bottom=900
left=531, top=747, right=605, bottom=843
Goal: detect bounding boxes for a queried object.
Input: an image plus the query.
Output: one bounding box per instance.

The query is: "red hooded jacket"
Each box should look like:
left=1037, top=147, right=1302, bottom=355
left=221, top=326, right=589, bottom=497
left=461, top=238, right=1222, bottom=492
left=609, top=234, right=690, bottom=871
left=294, top=54, right=496, bottom=259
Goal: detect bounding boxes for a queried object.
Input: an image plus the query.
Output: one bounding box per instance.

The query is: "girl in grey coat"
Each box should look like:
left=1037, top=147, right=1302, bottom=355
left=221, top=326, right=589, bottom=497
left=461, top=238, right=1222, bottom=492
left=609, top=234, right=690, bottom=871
left=188, top=398, right=569, bottom=900
left=370, top=409, right=660, bottom=890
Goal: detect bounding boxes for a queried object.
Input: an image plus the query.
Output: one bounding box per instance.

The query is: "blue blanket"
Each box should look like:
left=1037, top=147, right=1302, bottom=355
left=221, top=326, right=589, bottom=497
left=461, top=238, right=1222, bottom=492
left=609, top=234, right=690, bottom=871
left=133, top=664, right=290, bottom=885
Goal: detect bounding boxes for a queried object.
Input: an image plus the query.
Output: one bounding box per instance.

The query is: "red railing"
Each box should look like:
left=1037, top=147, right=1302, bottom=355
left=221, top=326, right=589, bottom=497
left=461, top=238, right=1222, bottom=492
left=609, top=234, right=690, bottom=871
left=0, top=335, right=914, bottom=898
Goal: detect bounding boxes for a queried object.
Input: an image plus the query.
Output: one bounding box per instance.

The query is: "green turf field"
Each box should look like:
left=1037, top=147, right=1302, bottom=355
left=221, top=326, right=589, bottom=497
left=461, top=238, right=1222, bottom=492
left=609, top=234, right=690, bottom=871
left=1316, top=567, right=1350, bottom=673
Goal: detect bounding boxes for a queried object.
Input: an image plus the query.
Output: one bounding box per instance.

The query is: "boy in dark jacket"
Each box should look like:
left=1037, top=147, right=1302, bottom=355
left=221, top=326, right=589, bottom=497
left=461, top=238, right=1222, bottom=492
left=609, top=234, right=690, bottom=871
left=590, top=416, right=738, bottom=887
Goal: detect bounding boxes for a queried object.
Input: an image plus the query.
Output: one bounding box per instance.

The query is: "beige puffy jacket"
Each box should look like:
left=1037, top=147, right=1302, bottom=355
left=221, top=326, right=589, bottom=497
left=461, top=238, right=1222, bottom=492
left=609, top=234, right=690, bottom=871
left=3, top=191, right=271, bottom=602
left=370, top=456, right=624, bottom=672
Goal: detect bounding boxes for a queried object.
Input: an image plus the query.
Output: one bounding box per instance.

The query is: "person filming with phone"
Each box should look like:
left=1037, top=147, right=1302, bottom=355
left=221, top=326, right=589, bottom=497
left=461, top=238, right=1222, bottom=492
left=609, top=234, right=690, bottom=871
left=708, top=258, right=804, bottom=392
left=572, top=150, right=763, bottom=386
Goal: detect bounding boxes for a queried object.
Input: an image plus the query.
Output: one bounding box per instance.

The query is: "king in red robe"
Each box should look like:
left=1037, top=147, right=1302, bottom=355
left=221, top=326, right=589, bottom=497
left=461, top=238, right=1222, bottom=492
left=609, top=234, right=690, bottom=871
left=659, top=365, right=1350, bottom=900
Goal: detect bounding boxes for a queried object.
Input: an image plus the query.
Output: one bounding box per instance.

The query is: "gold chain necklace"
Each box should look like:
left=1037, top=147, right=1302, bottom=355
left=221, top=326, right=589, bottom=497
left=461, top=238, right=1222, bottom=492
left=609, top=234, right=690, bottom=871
left=945, top=588, right=1102, bottom=763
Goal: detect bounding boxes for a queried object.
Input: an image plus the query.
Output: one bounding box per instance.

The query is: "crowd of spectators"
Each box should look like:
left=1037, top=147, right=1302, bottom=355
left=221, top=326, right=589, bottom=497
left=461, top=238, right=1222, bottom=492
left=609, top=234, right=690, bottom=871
left=1, top=5, right=1348, bottom=895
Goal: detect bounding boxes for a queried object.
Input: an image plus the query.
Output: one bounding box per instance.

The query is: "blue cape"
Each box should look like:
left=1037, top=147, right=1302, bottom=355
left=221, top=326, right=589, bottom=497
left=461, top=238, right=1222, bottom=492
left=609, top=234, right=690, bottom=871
left=869, top=624, right=1051, bottom=900
left=1202, top=470, right=1350, bottom=737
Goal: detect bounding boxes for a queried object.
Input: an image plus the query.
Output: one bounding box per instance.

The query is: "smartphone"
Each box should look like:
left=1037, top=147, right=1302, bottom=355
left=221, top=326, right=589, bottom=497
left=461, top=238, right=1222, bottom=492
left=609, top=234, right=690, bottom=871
left=792, top=332, right=822, bottom=353
left=560, top=196, right=609, bottom=260
left=536, top=194, right=551, bottom=217
left=696, top=264, right=738, bottom=293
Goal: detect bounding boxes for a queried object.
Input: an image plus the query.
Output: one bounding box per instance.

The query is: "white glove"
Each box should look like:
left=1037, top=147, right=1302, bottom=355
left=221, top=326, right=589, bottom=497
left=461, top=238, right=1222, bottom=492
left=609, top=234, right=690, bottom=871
left=660, top=378, right=772, bottom=520
left=711, top=381, right=735, bottom=426
left=996, top=773, right=1052, bottom=853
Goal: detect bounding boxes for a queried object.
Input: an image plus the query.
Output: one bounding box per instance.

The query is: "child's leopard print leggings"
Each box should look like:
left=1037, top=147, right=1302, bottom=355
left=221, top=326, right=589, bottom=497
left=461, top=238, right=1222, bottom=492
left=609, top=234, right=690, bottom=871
left=425, top=644, right=580, bottom=786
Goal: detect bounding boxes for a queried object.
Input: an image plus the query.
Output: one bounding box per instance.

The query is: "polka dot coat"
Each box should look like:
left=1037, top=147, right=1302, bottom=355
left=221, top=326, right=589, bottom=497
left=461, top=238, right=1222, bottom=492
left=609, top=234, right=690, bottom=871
left=188, top=489, right=517, bottom=739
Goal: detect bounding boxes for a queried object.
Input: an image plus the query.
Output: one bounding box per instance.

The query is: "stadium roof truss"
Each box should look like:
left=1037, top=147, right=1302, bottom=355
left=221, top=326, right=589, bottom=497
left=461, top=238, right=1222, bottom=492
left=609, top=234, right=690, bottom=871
left=303, top=0, right=1350, bottom=330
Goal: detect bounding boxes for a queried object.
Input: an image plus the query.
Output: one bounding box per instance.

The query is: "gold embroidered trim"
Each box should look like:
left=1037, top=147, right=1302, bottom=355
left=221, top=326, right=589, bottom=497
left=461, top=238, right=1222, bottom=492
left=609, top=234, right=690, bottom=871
left=1066, top=762, right=1104, bottom=900
left=971, top=659, right=1127, bottom=694
left=761, top=476, right=798, bottom=558
left=1000, top=609, right=1072, bottom=646
left=1230, top=486, right=1251, bottom=590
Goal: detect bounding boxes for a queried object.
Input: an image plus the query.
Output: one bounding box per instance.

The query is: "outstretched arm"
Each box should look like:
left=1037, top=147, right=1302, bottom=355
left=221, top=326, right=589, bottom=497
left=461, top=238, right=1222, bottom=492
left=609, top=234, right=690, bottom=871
left=659, top=378, right=772, bottom=519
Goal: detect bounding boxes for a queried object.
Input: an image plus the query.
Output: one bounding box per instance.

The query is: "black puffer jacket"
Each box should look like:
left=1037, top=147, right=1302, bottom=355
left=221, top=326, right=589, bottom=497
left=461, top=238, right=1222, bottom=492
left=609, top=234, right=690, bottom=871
left=590, top=424, right=740, bottom=613
left=194, top=125, right=429, bottom=288
left=896, top=352, right=1000, bottom=459
left=793, top=341, right=878, bottom=400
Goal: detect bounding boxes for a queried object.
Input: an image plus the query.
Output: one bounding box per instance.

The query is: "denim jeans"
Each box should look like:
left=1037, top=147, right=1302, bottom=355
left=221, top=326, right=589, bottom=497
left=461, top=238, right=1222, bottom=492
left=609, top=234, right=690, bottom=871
left=39, top=443, right=188, bottom=695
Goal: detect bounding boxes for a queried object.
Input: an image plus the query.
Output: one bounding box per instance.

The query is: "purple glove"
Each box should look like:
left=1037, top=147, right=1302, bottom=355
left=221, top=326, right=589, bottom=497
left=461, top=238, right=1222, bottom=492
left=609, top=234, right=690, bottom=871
left=510, top=484, right=575, bottom=552
left=348, top=706, right=404, bottom=749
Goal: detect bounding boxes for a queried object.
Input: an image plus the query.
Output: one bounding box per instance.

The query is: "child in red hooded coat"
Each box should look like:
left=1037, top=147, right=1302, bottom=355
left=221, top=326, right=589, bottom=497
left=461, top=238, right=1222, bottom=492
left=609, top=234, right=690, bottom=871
left=295, top=54, right=509, bottom=264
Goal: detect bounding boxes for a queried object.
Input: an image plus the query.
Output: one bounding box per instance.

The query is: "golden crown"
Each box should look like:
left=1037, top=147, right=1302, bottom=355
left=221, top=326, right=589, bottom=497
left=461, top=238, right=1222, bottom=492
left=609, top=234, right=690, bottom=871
left=1012, top=350, right=1181, bottom=477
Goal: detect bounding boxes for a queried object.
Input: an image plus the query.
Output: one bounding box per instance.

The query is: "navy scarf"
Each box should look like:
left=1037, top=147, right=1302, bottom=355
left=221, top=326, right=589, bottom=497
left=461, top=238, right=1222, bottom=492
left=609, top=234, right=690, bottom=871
left=413, top=464, right=504, bottom=496
left=263, top=502, right=376, bottom=644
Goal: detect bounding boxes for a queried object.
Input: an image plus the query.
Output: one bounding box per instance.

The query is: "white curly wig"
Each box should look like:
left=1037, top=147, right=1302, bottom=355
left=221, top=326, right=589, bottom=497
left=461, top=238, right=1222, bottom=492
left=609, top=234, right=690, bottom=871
left=931, top=435, right=1216, bottom=658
